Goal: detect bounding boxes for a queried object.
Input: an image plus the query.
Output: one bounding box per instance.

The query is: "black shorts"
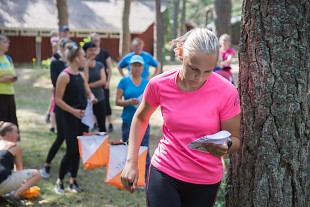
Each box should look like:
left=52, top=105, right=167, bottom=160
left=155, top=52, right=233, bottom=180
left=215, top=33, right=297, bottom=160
left=146, top=165, right=221, bottom=207
left=0, top=94, right=18, bottom=127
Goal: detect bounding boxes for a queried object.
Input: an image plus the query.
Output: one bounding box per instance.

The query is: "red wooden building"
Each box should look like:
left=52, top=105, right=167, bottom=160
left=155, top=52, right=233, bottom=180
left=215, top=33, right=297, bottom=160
left=0, top=0, right=166, bottom=63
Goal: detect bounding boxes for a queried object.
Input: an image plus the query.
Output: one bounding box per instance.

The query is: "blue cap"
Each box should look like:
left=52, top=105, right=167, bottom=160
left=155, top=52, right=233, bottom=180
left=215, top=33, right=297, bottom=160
left=130, top=55, right=144, bottom=65
left=59, top=25, right=70, bottom=32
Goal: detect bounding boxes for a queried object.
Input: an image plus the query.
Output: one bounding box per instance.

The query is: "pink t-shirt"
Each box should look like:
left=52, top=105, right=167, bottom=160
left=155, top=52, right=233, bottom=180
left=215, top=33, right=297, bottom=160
left=220, top=48, right=235, bottom=67
left=144, top=69, right=240, bottom=184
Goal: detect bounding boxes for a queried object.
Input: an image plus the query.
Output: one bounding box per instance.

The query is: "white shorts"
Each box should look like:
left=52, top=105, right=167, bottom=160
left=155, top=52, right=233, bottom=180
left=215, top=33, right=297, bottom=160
left=0, top=169, right=37, bottom=195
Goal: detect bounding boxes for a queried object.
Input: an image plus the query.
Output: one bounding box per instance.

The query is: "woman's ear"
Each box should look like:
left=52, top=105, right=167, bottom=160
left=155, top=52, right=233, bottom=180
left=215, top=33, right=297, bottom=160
left=174, top=47, right=183, bottom=61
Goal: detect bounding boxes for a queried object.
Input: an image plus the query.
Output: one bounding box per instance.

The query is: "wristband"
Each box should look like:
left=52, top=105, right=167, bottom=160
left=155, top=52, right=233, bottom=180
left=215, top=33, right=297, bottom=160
left=227, top=138, right=233, bottom=149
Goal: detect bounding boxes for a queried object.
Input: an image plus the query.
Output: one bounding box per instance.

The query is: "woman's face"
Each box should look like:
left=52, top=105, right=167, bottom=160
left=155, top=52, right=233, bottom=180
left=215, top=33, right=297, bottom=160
left=0, top=38, right=10, bottom=53
left=92, top=37, right=100, bottom=48
left=85, top=47, right=97, bottom=59
left=182, top=52, right=218, bottom=89
left=220, top=38, right=231, bottom=49
left=130, top=62, right=144, bottom=76
left=75, top=49, right=86, bottom=68
left=7, top=126, right=19, bottom=143
left=132, top=44, right=143, bottom=54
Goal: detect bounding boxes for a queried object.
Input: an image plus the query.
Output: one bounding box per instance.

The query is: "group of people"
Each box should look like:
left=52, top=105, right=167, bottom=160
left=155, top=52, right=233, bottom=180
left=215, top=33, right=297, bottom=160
left=0, top=26, right=239, bottom=207
left=39, top=25, right=161, bottom=195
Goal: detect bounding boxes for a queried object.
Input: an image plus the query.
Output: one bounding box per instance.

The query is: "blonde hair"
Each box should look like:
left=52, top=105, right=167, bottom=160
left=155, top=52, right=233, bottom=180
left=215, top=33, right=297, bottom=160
left=65, top=45, right=81, bottom=63
left=219, top=34, right=231, bottom=43
left=174, top=28, right=219, bottom=60
left=0, top=121, right=15, bottom=137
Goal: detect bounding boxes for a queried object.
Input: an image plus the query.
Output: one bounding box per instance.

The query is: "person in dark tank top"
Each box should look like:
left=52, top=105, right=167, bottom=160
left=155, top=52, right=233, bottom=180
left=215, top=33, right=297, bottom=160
left=82, top=41, right=107, bottom=132
left=0, top=121, right=41, bottom=206
left=90, top=33, right=114, bottom=132
left=54, top=45, right=97, bottom=194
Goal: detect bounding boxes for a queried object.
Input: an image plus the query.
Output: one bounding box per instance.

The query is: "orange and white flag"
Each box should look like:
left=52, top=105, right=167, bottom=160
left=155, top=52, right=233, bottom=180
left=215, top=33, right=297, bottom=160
left=105, top=144, right=147, bottom=189
left=77, top=133, right=109, bottom=169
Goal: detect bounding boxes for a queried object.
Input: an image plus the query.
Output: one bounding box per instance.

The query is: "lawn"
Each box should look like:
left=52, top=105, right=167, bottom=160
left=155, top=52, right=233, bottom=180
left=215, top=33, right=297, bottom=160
left=0, top=65, right=226, bottom=207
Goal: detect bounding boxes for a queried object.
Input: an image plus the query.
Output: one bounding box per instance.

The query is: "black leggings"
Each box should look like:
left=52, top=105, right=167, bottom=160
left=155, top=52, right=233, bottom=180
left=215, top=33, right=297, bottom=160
left=93, top=99, right=106, bottom=132
left=146, top=165, right=221, bottom=207
left=45, top=106, right=64, bottom=164
left=58, top=111, right=88, bottom=180
left=104, top=88, right=112, bottom=116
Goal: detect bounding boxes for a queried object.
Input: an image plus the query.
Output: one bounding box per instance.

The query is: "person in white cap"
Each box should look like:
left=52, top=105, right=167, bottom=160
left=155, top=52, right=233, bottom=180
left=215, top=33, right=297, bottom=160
left=116, top=55, right=150, bottom=178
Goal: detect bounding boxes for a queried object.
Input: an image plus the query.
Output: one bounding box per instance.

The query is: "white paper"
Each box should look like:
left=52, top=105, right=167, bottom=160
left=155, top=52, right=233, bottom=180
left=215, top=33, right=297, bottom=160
left=134, top=93, right=143, bottom=108
left=81, top=100, right=94, bottom=128
left=188, top=130, right=231, bottom=153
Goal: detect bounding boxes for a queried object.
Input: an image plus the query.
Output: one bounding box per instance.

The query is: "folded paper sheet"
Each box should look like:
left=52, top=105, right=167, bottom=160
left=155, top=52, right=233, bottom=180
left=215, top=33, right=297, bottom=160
left=105, top=145, right=147, bottom=189
left=77, top=133, right=109, bottom=169
left=188, top=130, right=231, bottom=153
left=81, top=100, right=94, bottom=128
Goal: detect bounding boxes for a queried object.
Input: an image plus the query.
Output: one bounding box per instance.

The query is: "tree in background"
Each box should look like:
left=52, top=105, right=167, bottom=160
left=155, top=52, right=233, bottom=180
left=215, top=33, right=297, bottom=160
left=179, top=0, right=186, bottom=35
left=227, top=1, right=310, bottom=206
left=121, top=0, right=131, bottom=57
left=170, top=0, right=180, bottom=62
left=154, top=0, right=165, bottom=70
left=213, top=0, right=232, bottom=37
left=56, top=0, right=68, bottom=26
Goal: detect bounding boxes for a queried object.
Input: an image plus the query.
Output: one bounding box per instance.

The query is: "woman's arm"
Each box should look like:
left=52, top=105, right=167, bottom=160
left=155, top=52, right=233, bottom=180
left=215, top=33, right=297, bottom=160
left=205, top=114, right=241, bottom=156
left=11, top=145, right=23, bottom=171
left=221, top=53, right=234, bottom=67
left=115, top=88, right=139, bottom=107
left=0, top=75, right=16, bottom=83
left=88, top=67, right=106, bottom=88
left=121, top=99, right=158, bottom=192
left=80, top=72, right=97, bottom=103
left=105, top=57, right=113, bottom=89
left=221, top=114, right=240, bottom=154
left=83, top=59, right=91, bottom=81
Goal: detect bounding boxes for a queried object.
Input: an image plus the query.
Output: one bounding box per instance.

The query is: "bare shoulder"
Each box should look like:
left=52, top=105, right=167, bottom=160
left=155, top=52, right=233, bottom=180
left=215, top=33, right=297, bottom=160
left=58, top=71, right=70, bottom=83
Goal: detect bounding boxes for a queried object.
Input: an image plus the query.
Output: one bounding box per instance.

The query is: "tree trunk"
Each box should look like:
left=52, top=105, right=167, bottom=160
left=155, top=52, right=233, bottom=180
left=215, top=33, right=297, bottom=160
left=170, top=0, right=180, bottom=62
left=154, top=0, right=165, bottom=71
left=213, top=0, right=231, bottom=37
left=56, top=0, right=68, bottom=26
left=179, top=0, right=186, bottom=35
left=227, top=1, right=310, bottom=207
left=121, top=0, right=131, bottom=57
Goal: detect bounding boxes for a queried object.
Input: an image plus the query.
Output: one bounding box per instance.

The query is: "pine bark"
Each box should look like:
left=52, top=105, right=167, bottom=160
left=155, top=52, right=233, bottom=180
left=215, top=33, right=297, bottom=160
left=226, top=1, right=310, bottom=207
left=121, top=0, right=131, bottom=57
left=154, top=0, right=165, bottom=69
left=56, top=0, right=68, bottom=26
left=214, top=0, right=231, bottom=37
left=170, top=0, right=179, bottom=62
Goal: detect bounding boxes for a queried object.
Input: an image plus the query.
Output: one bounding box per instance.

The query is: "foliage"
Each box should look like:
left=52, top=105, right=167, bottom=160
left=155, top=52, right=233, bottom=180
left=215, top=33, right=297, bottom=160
left=79, top=36, right=91, bottom=47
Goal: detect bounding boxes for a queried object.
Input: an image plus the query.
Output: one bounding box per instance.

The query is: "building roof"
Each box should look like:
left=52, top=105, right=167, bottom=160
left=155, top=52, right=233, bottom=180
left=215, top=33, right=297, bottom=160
left=0, top=0, right=167, bottom=34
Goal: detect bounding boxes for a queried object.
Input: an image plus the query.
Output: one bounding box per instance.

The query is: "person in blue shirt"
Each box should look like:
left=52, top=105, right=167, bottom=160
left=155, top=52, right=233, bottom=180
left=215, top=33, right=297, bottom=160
left=116, top=55, right=150, bottom=177
left=117, top=38, right=161, bottom=79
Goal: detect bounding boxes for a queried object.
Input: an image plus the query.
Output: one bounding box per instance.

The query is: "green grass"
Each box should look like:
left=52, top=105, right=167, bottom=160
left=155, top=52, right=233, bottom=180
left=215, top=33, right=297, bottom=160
left=0, top=66, right=226, bottom=206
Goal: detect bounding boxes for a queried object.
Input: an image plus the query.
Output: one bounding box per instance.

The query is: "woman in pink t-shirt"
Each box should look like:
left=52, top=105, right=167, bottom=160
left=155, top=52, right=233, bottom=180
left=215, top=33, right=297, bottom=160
left=215, top=34, right=236, bottom=84
left=121, top=28, right=241, bottom=207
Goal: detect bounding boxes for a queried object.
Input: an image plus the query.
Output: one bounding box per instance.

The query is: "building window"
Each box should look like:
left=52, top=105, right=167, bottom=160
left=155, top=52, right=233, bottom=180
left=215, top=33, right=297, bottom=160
left=1, top=29, right=19, bottom=36
left=110, top=32, right=120, bottom=38
left=20, top=30, right=38, bottom=36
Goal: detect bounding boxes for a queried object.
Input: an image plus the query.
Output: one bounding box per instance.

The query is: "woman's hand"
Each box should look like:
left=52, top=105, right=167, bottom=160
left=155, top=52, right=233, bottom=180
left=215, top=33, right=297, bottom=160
left=129, top=98, right=139, bottom=106
left=71, top=109, right=85, bottom=119
left=0, top=75, right=17, bottom=83
left=204, top=143, right=228, bottom=157
left=121, top=162, right=139, bottom=193
left=90, top=97, right=98, bottom=104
